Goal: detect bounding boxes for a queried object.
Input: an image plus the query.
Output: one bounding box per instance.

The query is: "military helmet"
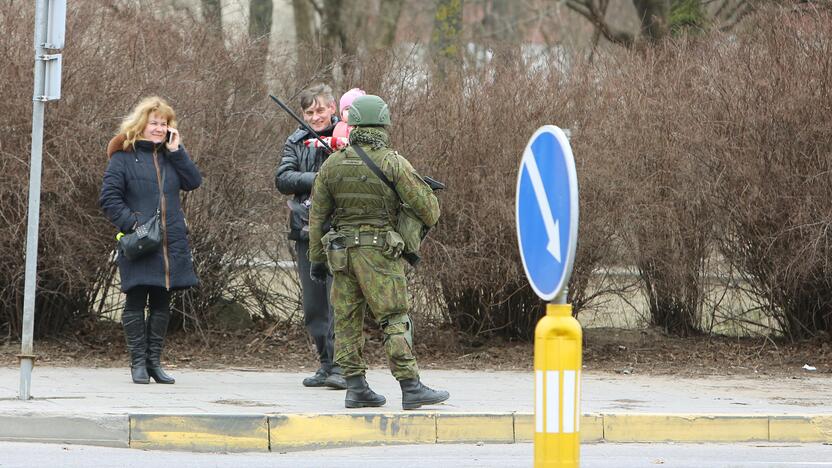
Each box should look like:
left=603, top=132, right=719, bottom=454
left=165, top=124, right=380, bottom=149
left=348, top=95, right=391, bottom=127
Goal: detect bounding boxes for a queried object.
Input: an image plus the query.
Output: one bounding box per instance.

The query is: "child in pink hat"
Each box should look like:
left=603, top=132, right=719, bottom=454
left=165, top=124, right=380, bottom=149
left=333, top=88, right=366, bottom=140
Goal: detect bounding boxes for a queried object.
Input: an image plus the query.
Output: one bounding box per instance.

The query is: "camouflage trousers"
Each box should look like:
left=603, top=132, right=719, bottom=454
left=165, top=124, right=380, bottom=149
left=331, top=246, right=419, bottom=380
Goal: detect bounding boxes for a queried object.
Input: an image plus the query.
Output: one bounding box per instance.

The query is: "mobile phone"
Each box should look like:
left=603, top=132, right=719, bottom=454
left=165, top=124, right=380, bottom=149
left=166, top=130, right=174, bottom=143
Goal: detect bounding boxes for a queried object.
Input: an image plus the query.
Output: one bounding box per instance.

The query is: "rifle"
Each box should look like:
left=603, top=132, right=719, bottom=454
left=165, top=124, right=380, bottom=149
left=269, top=94, right=445, bottom=191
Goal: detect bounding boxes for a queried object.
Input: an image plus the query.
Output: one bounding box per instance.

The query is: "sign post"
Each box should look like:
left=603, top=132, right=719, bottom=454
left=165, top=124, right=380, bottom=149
left=19, top=0, right=65, bottom=401
left=515, top=126, right=581, bottom=467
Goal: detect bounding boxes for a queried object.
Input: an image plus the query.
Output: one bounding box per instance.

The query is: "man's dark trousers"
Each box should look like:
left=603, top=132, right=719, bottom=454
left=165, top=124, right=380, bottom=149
left=295, top=239, right=336, bottom=371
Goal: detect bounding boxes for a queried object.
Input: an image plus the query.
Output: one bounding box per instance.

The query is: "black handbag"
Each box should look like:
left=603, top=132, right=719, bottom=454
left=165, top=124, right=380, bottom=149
left=119, top=168, right=165, bottom=261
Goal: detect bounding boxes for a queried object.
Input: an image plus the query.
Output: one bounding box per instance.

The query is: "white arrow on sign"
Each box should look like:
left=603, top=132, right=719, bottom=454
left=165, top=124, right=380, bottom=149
left=522, top=147, right=561, bottom=262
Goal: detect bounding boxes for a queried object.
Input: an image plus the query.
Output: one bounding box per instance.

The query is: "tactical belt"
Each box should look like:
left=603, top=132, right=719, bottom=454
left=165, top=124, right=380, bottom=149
left=344, top=231, right=388, bottom=249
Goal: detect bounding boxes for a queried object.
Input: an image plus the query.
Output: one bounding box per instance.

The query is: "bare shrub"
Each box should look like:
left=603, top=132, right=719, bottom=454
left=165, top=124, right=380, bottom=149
left=700, top=9, right=832, bottom=340
left=589, top=42, right=717, bottom=336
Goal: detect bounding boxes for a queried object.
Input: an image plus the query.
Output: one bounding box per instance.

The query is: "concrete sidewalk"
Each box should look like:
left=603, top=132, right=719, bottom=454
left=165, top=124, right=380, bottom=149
left=0, top=367, right=830, bottom=451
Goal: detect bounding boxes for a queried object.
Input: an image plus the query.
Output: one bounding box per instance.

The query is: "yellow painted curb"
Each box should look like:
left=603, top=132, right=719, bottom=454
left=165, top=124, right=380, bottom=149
left=580, top=414, right=604, bottom=442
left=604, top=414, right=769, bottom=442
left=436, top=413, right=514, bottom=443
left=269, top=413, right=436, bottom=449
left=514, top=413, right=603, bottom=442
left=122, top=412, right=832, bottom=452
left=514, top=413, right=534, bottom=442
left=770, top=415, right=832, bottom=442
left=130, top=414, right=269, bottom=452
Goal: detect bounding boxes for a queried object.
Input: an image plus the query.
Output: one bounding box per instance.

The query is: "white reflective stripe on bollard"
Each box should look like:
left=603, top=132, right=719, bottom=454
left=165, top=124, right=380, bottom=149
left=562, top=370, right=576, bottom=433
left=536, top=370, right=581, bottom=434
left=535, top=371, right=544, bottom=433
left=576, top=371, right=581, bottom=431
left=545, top=371, right=559, bottom=433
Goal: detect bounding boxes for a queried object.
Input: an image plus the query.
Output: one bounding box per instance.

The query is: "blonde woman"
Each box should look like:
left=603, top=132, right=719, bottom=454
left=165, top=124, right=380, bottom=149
left=99, top=97, right=202, bottom=384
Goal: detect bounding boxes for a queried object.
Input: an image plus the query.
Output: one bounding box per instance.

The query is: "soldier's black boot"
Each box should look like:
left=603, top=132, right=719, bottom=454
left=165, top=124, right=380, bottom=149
left=400, top=378, right=450, bottom=410
left=146, top=310, right=175, bottom=384
left=122, top=309, right=149, bottom=384
left=345, top=375, right=386, bottom=408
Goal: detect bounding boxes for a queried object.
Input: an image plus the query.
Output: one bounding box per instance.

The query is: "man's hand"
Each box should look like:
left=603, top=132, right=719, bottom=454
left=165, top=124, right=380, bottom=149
left=303, top=137, right=349, bottom=151
left=310, top=262, right=329, bottom=283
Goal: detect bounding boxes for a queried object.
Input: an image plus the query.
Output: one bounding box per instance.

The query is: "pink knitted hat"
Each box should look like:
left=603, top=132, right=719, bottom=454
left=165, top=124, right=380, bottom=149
left=339, top=88, right=366, bottom=112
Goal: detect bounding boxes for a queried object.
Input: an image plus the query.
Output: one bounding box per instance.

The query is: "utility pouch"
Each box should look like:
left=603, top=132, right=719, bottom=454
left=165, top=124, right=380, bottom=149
left=322, top=231, right=348, bottom=273
left=396, top=204, right=429, bottom=265
left=382, top=230, right=405, bottom=259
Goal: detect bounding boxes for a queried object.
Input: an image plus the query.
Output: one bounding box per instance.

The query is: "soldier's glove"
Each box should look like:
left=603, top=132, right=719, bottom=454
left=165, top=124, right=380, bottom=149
left=303, top=137, right=349, bottom=151
left=310, top=262, right=329, bottom=284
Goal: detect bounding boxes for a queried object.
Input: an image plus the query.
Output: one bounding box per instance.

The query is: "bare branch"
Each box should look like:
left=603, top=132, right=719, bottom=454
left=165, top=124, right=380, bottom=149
left=563, top=0, right=636, bottom=48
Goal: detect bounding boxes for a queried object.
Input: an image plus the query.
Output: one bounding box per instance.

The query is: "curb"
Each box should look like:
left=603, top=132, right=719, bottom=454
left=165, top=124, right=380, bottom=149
left=1, top=412, right=830, bottom=451
left=0, top=413, right=129, bottom=448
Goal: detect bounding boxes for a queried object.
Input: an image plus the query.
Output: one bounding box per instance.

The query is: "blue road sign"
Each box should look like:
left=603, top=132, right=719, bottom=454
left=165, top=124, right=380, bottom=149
left=515, top=126, right=579, bottom=302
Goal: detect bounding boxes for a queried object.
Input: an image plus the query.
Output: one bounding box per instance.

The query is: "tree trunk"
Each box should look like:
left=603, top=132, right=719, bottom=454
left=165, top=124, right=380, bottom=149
left=633, top=0, right=670, bottom=43
left=487, top=0, right=522, bottom=82
left=201, top=0, right=223, bottom=39
left=291, top=0, right=314, bottom=46
left=430, top=0, right=464, bottom=79
left=374, top=0, right=405, bottom=50
left=320, top=0, right=345, bottom=81
left=250, top=0, right=274, bottom=39
left=291, top=0, right=316, bottom=77
left=338, top=0, right=368, bottom=83
left=249, top=0, right=274, bottom=84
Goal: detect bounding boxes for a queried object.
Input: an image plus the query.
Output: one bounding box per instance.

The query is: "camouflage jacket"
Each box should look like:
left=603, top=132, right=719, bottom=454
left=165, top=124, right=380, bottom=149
left=308, top=127, right=440, bottom=263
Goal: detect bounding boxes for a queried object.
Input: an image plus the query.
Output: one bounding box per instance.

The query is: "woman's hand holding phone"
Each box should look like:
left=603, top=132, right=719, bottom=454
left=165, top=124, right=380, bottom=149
left=166, top=128, right=180, bottom=151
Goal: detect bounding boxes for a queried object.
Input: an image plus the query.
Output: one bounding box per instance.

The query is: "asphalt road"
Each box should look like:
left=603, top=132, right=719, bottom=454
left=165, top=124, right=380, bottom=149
left=1, top=442, right=831, bottom=467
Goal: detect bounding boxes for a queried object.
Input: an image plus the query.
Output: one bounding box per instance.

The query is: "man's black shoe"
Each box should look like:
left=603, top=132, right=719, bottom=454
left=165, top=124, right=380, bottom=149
left=324, top=372, right=347, bottom=390
left=302, top=368, right=329, bottom=387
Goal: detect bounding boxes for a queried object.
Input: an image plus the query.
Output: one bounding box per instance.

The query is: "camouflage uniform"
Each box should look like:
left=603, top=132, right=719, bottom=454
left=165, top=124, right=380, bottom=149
left=308, top=126, right=439, bottom=380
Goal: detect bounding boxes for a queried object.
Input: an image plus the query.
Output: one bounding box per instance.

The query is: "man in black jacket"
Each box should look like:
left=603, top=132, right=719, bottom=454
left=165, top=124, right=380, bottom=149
left=275, top=84, right=346, bottom=389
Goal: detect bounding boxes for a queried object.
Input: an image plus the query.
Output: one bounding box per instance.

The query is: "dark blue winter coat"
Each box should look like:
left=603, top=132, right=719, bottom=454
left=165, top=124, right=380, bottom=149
left=99, top=138, right=202, bottom=292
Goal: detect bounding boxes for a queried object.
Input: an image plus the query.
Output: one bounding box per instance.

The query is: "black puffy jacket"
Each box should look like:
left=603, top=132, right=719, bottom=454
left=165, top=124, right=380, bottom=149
left=275, top=120, right=336, bottom=241
left=99, top=138, right=202, bottom=292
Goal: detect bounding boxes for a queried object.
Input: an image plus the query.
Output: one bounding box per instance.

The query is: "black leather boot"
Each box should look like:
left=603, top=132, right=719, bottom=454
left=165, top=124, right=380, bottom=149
left=400, top=378, right=450, bottom=410
left=122, top=309, right=149, bottom=384
left=345, top=375, right=386, bottom=408
left=146, top=309, right=175, bottom=384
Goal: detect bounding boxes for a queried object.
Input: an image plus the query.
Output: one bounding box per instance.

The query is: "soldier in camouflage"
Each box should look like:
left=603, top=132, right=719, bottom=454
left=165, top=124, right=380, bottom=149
left=307, top=95, right=450, bottom=409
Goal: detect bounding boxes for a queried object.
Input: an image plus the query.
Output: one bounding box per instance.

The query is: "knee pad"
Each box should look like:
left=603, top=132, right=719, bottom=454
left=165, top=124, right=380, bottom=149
left=381, top=313, right=414, bottom=352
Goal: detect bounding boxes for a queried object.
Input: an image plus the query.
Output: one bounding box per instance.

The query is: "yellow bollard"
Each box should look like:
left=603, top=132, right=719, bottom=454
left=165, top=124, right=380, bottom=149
left=534, top=302, right=582, bottom=467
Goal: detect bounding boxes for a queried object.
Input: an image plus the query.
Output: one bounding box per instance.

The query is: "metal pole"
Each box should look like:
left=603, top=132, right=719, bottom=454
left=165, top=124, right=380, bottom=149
left=19, top=0, right=49, bottom=401
left=556, top=286, right=569, bottom=305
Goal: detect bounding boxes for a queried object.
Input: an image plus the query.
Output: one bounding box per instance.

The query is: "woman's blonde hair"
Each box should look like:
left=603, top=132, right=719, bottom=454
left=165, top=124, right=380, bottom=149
left=118, top=96, right=177, bottom=151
